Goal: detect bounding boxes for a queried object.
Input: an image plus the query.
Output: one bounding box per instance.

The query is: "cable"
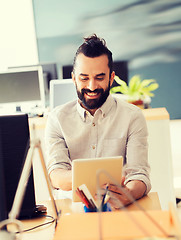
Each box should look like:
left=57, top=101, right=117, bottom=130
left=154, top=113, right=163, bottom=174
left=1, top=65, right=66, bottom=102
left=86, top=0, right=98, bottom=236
left=15, top=215, right=55, bottom=234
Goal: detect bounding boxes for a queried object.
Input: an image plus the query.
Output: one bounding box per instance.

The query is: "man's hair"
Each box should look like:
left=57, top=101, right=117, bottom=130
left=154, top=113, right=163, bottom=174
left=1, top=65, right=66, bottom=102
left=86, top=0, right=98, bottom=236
left=73, top=34, right=113, bottom=75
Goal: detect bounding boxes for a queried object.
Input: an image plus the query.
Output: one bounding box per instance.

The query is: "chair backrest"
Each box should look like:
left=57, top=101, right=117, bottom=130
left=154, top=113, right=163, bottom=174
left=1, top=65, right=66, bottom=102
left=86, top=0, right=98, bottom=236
left=0, top=139, right=6, bottom=221
left=0, top=114, right=35, bottom=221
left=49, top=79, right=77, bottom=110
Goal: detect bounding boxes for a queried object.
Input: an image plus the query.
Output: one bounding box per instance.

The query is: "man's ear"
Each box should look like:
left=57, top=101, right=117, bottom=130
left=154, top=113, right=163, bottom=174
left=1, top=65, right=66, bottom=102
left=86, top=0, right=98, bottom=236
left=71, top=71, right=76, bottom=84
left=110, top=71, right=115, bottom=87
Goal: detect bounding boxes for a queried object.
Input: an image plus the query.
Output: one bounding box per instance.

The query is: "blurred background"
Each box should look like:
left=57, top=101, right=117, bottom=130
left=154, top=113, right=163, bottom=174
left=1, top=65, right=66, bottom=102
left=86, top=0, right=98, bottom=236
left=0, top=0, right=181, bottom=119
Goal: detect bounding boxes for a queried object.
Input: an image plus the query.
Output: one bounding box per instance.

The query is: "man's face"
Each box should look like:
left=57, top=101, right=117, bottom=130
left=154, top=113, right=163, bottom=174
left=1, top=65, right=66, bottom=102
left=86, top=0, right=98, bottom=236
left=72, top=53, right=115, bottom=113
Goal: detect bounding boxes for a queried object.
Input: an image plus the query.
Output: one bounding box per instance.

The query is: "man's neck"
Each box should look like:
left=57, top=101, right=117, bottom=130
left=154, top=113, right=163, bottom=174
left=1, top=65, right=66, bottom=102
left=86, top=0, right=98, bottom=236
left=79, top=101, right=97, bottom=116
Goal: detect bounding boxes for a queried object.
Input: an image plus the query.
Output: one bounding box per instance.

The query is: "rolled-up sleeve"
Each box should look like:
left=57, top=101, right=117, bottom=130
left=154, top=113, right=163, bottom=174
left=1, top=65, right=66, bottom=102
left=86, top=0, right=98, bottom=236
left=123, top=108, right=151, bottom=194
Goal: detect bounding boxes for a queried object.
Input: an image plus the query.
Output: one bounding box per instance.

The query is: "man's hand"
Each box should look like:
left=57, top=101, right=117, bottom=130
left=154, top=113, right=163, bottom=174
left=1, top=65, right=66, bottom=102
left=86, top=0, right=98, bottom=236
left=104, top=179, right=147, bottom=209
left=49, top=168, right=72, bottom=190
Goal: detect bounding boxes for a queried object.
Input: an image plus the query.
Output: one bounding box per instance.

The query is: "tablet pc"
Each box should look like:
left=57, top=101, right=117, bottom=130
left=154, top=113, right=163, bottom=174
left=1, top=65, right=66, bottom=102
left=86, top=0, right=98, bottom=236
left=72, top=156, right=123, bottom=202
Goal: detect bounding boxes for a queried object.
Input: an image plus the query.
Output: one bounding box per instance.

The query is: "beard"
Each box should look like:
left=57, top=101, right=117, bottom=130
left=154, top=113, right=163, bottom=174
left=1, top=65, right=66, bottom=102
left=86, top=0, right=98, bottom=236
left=75, top=82, right=111, bottom=110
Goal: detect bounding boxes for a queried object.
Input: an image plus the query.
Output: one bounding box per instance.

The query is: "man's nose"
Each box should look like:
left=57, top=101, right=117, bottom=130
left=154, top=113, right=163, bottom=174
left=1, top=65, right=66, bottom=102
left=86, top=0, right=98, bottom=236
left=87, top=79, right=97, bottom=91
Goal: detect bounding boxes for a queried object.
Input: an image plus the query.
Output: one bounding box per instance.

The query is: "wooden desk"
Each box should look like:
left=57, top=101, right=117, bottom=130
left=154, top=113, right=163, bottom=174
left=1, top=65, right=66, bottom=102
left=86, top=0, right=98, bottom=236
left=19, top=192, right=161, bottom=240
left=143, top=107, right=169, bottom=120
left=44, top=192, right=161, bottom=216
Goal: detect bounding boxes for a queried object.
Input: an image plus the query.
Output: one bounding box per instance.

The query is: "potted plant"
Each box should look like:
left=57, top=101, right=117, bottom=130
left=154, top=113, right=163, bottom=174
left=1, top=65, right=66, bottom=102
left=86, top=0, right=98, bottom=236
left=110, top=75, right=159, bottom=108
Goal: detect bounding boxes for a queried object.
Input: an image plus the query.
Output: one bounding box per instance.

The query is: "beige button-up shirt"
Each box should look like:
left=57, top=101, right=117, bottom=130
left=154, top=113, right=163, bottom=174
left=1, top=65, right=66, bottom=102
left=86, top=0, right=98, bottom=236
left=45, top=95, right=151, bottom=193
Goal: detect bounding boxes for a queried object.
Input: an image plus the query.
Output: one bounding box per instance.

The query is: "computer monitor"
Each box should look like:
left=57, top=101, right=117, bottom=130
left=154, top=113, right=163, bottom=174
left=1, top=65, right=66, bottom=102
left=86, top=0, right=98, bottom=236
left=62, top=65, right=73, bottom=79
left=0, top=66, right=45, bottom=114
left=112, top=61, right=128, bottom=83
left=9, top=63, right=58, bottom=108
left=9, top=63, right=58, bottom=88
left=50, top=79, right=77, bottom=110
left=40, top=63, right=58, bottom=89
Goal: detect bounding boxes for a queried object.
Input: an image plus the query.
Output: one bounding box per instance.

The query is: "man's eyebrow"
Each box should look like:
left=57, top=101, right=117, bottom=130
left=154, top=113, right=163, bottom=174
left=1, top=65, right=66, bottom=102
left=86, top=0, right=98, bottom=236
left=79, top=73, right=106, bottom=77
left=96, top=73, right=106, bottom=77
left=80, top=73, right=88, bottom=76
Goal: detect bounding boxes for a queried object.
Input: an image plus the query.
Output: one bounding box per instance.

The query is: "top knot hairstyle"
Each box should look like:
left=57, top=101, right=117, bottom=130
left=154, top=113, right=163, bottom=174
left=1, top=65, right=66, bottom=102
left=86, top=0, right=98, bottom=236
left=73, top=34, right=113, bottom=76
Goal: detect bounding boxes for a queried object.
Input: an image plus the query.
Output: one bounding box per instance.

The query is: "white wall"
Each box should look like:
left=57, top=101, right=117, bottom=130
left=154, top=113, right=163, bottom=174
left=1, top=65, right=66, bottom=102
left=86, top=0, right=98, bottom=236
left=0, top=0, right=38, bottom=70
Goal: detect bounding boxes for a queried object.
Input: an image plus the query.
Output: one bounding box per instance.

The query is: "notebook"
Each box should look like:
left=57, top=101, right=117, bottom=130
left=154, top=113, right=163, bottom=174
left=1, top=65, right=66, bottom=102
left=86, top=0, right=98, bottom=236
left=0, top=114, right=46, bottom=221
left=72, top=156, right=123, bottom=202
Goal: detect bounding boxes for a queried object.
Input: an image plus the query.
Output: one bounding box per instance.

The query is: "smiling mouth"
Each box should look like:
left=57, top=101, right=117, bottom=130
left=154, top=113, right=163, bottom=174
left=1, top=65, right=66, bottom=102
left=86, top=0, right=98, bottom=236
left=85, top=91, right=100, bottom=98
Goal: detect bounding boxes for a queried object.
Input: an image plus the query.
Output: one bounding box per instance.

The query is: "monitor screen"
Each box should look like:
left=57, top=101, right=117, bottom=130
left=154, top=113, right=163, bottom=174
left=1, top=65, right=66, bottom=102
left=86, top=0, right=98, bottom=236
left=50, top=79, right=77, bottom=110
left=0, top=66, right=45, bottom=114
left=62, top=65, right=73, bottom=79
left=9, top=62, right=58, bottom=87
left=112, top=61, right=128, bottom=84
left=40, top=63, right=58, bottom=88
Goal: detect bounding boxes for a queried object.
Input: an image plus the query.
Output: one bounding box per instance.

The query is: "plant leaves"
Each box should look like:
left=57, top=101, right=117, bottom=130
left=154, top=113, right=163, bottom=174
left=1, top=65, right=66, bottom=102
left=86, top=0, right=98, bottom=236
left=111, top=74, right=159, bottom=100
left=140, top=79, right=157, bottom=88
left=110, top=86, right=122, bottom=94
left=129, top=75, right=141, bottom=94
left=146, top=83, right=159, bottom=91
left=111, top=76, right=129, bottom=94
left=114, top=76, right=127, bottom=87
left=140, top=83, right=159, bottom=95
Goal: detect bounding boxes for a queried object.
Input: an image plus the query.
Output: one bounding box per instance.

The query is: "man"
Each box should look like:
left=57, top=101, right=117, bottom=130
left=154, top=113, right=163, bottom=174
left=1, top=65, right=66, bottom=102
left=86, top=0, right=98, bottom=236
left=45, top=34, right=151, bottom=208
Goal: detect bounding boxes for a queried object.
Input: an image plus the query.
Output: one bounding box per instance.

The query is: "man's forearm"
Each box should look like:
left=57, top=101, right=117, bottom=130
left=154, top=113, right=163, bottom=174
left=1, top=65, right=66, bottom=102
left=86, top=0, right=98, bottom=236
left=126, top=180, right=147, bottom=201
left=49, top=168, right=72, bottom=191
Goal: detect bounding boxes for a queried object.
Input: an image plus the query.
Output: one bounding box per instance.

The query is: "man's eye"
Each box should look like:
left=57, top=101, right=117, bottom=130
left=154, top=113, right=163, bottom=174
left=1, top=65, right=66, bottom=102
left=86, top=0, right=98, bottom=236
left=96, top=77, right=104, bottom=81
left=81, top=77, right=89, bottom=81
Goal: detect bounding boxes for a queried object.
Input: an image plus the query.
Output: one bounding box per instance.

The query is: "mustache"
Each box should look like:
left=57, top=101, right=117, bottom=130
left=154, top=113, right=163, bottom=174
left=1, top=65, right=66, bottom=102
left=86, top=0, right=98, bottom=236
left=81, top=89, right=103, bottom=94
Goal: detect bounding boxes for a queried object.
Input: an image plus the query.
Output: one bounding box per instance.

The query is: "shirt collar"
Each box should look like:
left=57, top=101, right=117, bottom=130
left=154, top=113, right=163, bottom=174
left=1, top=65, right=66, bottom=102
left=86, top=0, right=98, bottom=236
left=77, top=94, right=115, bottom=121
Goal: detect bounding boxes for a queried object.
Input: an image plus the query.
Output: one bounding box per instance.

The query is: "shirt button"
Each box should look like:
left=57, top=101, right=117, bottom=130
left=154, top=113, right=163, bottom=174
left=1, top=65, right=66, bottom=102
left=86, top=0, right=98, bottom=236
left=92, top=122, right=95, bottom=127
left=92, top=145, right=96, bottom=150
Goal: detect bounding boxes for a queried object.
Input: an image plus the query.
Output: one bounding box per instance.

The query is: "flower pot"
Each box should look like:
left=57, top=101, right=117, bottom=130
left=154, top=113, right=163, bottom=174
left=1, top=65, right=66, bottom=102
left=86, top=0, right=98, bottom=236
left=128, top=100, right=144, bottom=109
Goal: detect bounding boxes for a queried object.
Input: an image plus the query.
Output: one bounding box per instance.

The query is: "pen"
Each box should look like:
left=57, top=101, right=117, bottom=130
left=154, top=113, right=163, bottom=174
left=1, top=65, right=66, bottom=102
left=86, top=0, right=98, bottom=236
left=101, top=184, right=109, bottom=209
